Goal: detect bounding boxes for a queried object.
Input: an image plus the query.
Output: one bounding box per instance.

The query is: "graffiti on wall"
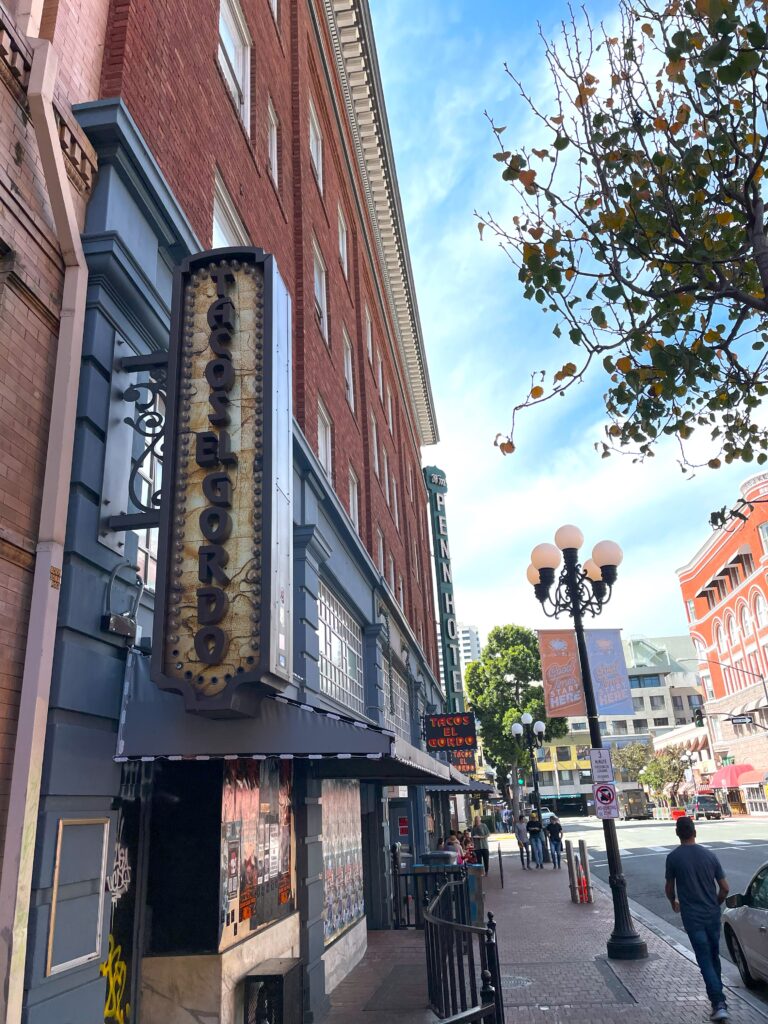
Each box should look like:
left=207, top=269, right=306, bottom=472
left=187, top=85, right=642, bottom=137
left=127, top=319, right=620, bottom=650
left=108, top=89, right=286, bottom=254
left=100, top=934, right=130, bottom=1024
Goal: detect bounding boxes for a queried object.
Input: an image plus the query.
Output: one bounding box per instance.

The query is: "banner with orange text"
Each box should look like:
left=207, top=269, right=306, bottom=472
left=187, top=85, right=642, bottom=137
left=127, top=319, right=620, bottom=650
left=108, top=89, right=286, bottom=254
left=537, top=629, right=587, bottom=718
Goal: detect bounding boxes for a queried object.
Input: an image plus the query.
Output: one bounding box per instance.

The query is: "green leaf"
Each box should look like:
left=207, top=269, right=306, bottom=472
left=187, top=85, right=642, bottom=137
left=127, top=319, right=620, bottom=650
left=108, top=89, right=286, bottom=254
left=718, top=49, right=760, bottom=84
left=591, top=305, right=607, bottom=327
left=700, top=35, right=731, bottom=68
left=746, top=22, right=767, bottom=49
left=553, top=135, right=570, bottom=151
left=493, top=151, right=512, bottom=161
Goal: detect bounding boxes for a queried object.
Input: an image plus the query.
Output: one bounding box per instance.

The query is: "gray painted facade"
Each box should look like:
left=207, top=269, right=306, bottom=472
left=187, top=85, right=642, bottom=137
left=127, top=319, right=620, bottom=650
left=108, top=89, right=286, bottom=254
left=21, top=99, right=448, bottom=1024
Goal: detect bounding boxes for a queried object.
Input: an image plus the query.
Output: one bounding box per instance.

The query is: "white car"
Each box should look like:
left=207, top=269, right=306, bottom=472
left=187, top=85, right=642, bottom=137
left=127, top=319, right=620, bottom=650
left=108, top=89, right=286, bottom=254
left=723, top=861, right=768, bottom=987
left=539, top=806, right=554, bottom=826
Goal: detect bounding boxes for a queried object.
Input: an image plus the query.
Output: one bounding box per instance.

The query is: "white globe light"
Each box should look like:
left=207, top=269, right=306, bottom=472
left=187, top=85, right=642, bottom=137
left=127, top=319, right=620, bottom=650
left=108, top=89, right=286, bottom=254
left=530, top=543, right=562, bottom=571
left=533, top=720, right=546, bottom=735
left=521, top=711, right=533, bottom=726
left=526, top=564, right=541, bottom=585
left=592, top=539, right=624, bottom=568
left=511, top=722, right=524, bottom=737
left=554, top=524, right=584, bottom=551
left=583, top=558, right=603, bottom=582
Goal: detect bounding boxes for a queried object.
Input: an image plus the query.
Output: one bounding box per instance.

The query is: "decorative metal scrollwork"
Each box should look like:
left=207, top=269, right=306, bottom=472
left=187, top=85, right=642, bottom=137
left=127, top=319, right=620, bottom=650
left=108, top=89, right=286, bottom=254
left=123, top=370, right=166, bottom=515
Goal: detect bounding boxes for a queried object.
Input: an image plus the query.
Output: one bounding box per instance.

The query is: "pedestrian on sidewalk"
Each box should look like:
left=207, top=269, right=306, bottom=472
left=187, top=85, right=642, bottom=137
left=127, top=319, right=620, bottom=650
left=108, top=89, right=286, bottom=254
left=471, top=815, right=490, bottom=874
left=546, top=815, right=563, bottom=869
left=664, top=815, right=730, bottom=1022
left=527, top=812, right=545, bottom=868
left=514, top=815, right=531, bottom=869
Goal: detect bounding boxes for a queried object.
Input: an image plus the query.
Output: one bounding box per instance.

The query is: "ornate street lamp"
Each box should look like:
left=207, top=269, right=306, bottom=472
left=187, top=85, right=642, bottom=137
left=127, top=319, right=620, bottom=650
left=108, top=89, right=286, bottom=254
left=511, top=714, right=549, bottom=862
left=526, top=524, right=648, bottom=961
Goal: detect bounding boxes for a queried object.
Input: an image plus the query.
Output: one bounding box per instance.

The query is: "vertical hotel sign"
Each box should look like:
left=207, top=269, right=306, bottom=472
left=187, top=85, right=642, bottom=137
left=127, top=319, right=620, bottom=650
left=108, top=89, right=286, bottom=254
left=423, top=466, right=463, bottom=712
left=152, top=248, right=293, bottom=715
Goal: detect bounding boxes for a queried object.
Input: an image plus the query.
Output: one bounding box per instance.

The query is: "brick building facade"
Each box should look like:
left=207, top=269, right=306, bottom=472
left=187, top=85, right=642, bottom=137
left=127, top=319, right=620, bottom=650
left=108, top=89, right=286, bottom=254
left=0, top=3, right=468, bottom=1024
left=678, top=473, right=768, bottom=800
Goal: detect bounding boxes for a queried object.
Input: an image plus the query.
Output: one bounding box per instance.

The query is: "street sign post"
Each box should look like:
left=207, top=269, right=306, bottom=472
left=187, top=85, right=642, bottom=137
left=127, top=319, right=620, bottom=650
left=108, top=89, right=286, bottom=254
left=593, top=782, right=620, bottom=820
left=589, top=748, right=614, bottom=783
left=729, top=715, right=754, bottom=726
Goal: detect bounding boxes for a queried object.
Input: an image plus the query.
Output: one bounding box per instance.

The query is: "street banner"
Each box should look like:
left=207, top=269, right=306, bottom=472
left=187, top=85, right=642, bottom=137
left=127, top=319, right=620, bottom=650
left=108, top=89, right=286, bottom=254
left=537, top=630, right=587, bottom=718
left=584, top=629, right=633, bottom=716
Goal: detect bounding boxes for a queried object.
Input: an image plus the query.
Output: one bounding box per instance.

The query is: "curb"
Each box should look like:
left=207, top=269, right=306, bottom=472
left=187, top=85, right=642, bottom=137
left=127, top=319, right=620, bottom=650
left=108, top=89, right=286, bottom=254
left=589, top=875, right=768, bottom=1020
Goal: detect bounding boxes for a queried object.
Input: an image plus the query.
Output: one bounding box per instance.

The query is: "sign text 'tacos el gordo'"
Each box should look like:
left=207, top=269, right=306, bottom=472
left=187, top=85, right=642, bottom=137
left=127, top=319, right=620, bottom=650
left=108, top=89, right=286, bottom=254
left=424, top=712, right=477, bottom=752
left=152, top=248, right=292, bottom=715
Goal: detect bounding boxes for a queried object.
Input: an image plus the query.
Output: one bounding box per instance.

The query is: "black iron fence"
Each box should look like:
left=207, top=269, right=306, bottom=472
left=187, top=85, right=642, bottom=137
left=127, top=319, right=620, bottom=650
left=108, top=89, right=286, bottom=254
left=423, top=880, right=504, bottom=1024
left=390, top=845, right=466, bottom=929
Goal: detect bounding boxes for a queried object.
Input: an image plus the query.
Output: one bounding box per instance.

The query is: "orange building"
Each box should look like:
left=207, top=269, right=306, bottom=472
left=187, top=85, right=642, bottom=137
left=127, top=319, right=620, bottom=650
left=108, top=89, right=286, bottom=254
left=677, top=474, right=768, bottom=802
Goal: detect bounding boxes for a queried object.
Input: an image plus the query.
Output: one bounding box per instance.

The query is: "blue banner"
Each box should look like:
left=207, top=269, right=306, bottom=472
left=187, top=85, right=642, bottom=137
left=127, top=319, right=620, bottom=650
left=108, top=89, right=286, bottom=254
left=584, top=629, right=633, bottom=716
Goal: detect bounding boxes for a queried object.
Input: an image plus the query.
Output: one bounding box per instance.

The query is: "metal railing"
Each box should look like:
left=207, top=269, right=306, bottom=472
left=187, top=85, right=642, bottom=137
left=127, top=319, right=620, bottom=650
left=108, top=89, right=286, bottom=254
left=390, top=845, right=466, bottom=929
left=423, top=880, right=504, bottom=1024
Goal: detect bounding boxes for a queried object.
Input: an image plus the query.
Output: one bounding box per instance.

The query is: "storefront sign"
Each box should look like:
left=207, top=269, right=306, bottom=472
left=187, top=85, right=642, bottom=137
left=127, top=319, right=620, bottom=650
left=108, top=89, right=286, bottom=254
left=152, top=249, right=293, bottom=713
left=584, top=629, right=633, bottom=716
left=449, top=748, right=477, bottom=775
left=424, top=712, right=477, bottom=751
left=423, top=467, right=463, bottom=711
left=538, top=630, right=587, bottom=717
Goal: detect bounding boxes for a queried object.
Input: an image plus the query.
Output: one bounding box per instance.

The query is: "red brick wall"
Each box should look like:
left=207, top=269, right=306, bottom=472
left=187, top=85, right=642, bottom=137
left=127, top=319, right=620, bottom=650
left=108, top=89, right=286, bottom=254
left=99, top=0, right=437, bottom=673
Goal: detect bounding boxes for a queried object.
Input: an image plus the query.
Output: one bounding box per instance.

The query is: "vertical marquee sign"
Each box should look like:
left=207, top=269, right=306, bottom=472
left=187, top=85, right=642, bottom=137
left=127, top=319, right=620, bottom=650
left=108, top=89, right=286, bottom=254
left=152, top=248, right=292, bottom=715
left=423, top=466, right=464, bottom=712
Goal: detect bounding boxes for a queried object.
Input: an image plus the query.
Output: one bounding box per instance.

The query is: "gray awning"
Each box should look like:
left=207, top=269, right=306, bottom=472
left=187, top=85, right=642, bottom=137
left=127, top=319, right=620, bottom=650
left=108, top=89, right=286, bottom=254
left=115, top=652, right=451, bottom=784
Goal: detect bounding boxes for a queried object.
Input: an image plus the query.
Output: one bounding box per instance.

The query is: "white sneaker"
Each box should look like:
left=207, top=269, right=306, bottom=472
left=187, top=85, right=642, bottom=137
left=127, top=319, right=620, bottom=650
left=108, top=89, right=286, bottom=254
left=710, top=1005, right=729, bottom=1021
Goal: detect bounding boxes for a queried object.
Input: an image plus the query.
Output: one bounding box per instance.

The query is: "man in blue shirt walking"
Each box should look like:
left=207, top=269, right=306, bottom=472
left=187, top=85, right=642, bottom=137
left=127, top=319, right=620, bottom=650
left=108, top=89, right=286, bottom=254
left=665, top=816, right=730, bottom=1021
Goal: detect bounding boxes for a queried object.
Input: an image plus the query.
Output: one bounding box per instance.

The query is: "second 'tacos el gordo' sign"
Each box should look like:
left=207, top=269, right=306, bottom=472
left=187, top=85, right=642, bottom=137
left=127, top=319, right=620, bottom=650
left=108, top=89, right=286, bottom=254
left=152, top=248, right=292, bottom=715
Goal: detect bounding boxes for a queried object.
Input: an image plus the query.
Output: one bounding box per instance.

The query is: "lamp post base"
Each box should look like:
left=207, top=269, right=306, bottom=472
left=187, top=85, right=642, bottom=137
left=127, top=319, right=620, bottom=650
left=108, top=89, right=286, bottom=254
left=606, top=933, right=649, bottom=960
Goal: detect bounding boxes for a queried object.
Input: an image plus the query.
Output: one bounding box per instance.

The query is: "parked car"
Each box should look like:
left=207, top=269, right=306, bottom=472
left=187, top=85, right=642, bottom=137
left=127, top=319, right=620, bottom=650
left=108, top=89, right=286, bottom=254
left=539, top=806, right=554, bottom=826
left=723, top=861, right=768, bottom=987
left=686, top=795, right=722, bottom=820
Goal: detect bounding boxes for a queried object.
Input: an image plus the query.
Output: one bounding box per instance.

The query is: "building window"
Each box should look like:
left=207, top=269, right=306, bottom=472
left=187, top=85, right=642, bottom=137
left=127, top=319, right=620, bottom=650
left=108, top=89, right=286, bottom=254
left=756, top=593, right=768, bottom=628
left=727, top=615, right=738, bottom=646
left=382, top=449, right=390, bottom=505
left=338, top=206, right=348, bottom=277
left=672, top=695, right=684, bottom=710
left=364, top=306, right=373, bottom=363
left=559, top=770, right=573, bottom=784
left=653, top=717, right=670, bottom=727
left=612, top=721, right=628, bottom=735
left=397, top=573, right=404, bottom=608
left=376, top=350, right=383, bottom=399
left=269, top=0, right=278, bottom=21
left=392, top=476, right=399, bottom=529
left=317, top=400, right=332, bottom=478
left=412, top=537, right=419, bottom=579
left=686, top=598, right=695, bottom=621
left=418, top=622, right=424, bottom=650
left=632, top=696, right=644, bottom=713
left=218, top=0, right=251, bottom=129
left=387, top=554, right=395, bottom=592
left=386, top=384, right=393, bottom=433
left=649, top=695, right=665, bottom=710
left=743, top=551, right=755, bottom=575
left=572, top=721, right=587, bottom=731
left=348, top=467, right=359, bottom=534
left=309, top=98, right=323, bottom=189
left=629, top=674, right=663, bottom=689
left=312, top=240, right=328, bottom=340
left=688, top=693, right=703, bottom=707
left=317, top=582, right=364, bottom=715
left=371, top=414, right=380, bottom=478
left=407, top=463, right=414, bottom=501
left=555, top=746, right=571, bottom=762
left=702, top=673, right=714, bottom=700
left=633, top=719, right=648, bottom=733
left=741, top=605, right=753, bottom=636
left=384, top=666, right=410, bottom=741
left=376, top=528, right=384, bottom=574
left=267, top=99, right=279, bottom=186
left=760, top=523, right=768, bottom=555
left=716, top=624, right=726, bottom=653
left=342, top=329, right=354, bottom=412
left=212, top=172, right=250, bottom=247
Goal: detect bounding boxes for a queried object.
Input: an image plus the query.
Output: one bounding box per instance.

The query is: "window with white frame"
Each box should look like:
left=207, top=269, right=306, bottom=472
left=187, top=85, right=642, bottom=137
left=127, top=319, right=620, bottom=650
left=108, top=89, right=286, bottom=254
left=376, top=350, right=383, bottom=399
left=218, top=0, right=251, bottom=129
left=741, top=605, right=753, bottom=636
left=309, top=97, right=323, bottom=189
left=365, top=306, right=372, bottom=362
left=728, top=615, right=738, bottom=646
left=397, top=573, right=404, bottom=608
left=418, top=622, right=424, bottom=650
left=407, top=463, right=414, bottom=501
left=371, top=414, right=380, bottom=477
left=317, top=399, right=332, bottom=478
left=412, top=537, right=419, bottom=579
left=384, top=665, right=410, bottom=740
left=702, top=673, right=714, bottom=700
left=716, top=624, right=726, bottom=653
left=267, top=99, right=279, bottom=187
left=269, top=0, right=278, bottom=20
left=392, top=475, right=399, bottom=529
left=376, top=528, right=384, bottom=574
left=386, top=384, right=393, bottom=433
left=134, top=393, right=164, bottom=591
left=757, top=593, right=768, bottom=628
left=317, top=582, right=364, bottom=715
left=312, top=240, right=328, bottom=340
left=382, top=449, right=390, bottom=505
left=212, top=173, right=250, bottom=247
left=387, top=553, right=395, bottom=592
left=343, top=328, right=354, bottom=411
left=760, top=522, right=768, bottom=554
left=338, top=206, right=348, bottom=277
left=348, top=466, right=359, bottom=534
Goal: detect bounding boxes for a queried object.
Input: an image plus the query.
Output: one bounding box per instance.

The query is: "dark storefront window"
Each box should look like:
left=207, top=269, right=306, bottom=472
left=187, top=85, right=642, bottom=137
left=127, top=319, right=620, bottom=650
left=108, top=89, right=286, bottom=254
left=322, top=779, right=364, bottom=945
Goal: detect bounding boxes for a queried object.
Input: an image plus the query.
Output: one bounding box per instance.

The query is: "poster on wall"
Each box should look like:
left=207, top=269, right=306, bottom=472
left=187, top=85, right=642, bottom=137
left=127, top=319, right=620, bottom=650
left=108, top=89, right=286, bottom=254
left=537, top=629, right=587, bottom=717
left=219, top=758, right=294, bottom=951
left=322, top=779, right=365, bottom=946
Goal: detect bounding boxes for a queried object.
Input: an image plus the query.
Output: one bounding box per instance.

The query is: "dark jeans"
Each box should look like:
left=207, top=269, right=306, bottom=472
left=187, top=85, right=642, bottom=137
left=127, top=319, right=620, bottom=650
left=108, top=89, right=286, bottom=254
left=518, top=842, right=530, bottom=867
left=475, top=847, right=489, bottom=874
left=530, top=834, right=544, bottom=866
left=550, top=838, right=562, bottom=867
left=686, top=916, right=724, bottom=1008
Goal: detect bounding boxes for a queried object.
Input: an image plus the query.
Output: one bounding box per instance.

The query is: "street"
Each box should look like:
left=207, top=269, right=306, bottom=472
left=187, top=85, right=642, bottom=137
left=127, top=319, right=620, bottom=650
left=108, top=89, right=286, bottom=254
left=497, top=815, right=768, bottom=1005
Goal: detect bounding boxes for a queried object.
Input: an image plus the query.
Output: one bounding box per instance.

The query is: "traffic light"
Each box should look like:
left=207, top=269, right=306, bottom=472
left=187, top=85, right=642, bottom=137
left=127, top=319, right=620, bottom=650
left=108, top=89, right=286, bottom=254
left=518, top=776, right=524, bottom=786
left=693, top=707, right=704, bottom=728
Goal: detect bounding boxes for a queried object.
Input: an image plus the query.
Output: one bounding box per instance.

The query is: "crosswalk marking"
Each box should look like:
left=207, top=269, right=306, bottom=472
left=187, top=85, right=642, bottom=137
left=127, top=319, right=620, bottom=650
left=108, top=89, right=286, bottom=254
left=725, top=839, right=751, bottom=846
left=648, top=845, right=671, bottom=852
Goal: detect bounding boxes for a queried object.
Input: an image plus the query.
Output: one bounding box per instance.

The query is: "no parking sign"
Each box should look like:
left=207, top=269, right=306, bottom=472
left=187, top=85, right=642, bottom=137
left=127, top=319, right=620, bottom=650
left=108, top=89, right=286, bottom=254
left=592, top=782, right=619, bottom=820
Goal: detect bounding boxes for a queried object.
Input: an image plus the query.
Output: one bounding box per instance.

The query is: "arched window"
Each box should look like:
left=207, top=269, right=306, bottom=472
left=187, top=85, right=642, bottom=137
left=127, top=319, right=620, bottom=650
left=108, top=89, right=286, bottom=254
left=716, top=624, right=726, bottom=653
left=755, top=593, right=768, bottom=629
left=727, top=615, right=738, bottom=646
left=693, top=638, right=705, bottom=660
left=741, top=605, right=753, bottom=637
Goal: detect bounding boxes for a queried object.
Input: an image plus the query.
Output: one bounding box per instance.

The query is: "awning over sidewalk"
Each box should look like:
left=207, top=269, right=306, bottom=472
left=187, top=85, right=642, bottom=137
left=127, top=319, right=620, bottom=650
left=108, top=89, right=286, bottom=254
left=115, top=652, right=452, bottom=785
left=709, top=763, right=754, bottom=789
left=737, top=769, right=767, bottom=787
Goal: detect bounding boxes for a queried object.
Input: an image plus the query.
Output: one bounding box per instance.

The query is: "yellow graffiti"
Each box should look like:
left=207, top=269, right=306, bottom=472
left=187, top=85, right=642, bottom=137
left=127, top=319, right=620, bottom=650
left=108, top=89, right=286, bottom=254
left=100, top=934, right=131, bottom=1024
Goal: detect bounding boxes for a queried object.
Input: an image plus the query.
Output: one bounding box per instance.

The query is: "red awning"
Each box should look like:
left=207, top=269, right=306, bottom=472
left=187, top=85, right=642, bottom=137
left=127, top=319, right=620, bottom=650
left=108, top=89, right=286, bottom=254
left=710, top=763, right=754, bottom=789
left=737, top=769, right=765, bottom=787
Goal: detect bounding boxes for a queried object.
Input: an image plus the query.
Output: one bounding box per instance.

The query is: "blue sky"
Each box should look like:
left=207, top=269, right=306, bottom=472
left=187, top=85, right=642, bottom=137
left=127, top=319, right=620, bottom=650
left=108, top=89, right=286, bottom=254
left=369, top=0, right=753, bottom=645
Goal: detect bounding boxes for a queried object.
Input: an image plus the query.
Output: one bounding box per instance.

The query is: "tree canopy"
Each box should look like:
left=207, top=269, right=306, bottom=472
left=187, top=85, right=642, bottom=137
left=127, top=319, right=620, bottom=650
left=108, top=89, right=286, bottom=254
left=480, top=0, right=768, bottom=470
left=464, top=624, right=568, bottom=787
left=639, top=745, right=690, bottom=801
left=610, top=740, right=654, bottom=780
